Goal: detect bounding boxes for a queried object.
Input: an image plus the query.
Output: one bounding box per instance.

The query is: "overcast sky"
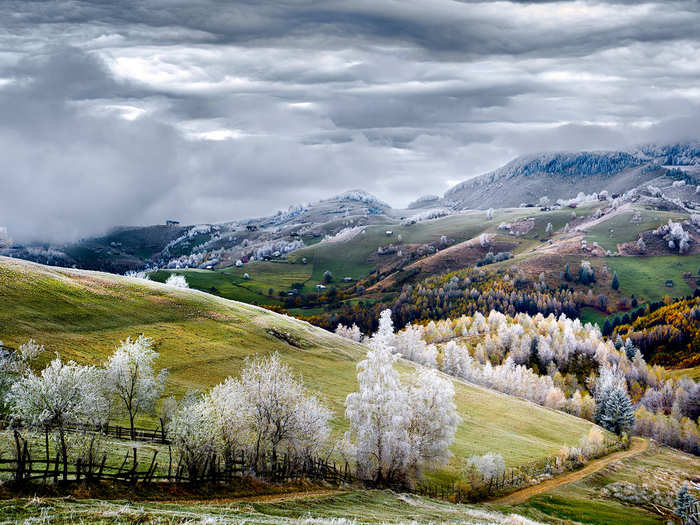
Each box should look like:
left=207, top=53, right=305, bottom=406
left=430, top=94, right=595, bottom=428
left=1, top=0, right=699, bottom=242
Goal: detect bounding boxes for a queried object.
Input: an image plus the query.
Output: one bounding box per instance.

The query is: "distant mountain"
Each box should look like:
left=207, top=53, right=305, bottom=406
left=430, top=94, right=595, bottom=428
left=437, top=142, right=700, bottom=210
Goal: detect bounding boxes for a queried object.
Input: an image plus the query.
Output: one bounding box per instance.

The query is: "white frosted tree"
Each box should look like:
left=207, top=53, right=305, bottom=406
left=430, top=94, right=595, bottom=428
left=395, top=324, right=437, bottom=367
left=440, top=341, right=472, bottom=378
left=165, top=274, right=189, bottom=288
left=345, top=310, right=412, bottom=484
left=104, top=335, right=167, bottom=439
left=346, top=309, right=458, bottom=484
left=406, top=369, right=460, bottom=472
left=597, top=387, right=635, bottom=436
left=487, top=208, right=494, bottom=220
left=468, top=452, right=505, bottom=482
left=168, top=397, right=217, bottom=481
left=8, top=357, right=106, bottom=480
left=238, top=352, right=331, bottom=467
left=335, top=323, right=363, bottom=342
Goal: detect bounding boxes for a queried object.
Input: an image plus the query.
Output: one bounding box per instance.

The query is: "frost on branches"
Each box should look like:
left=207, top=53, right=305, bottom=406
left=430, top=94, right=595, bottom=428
left=169, top=352, right=332, bottom=479
left=396, top=309, right=699, bottom=453
left=165, top=274, right=189, bottom=288
left=104, top=335, right=168, bottom=439
left=335, top=323, right=363, bottom=342
left=345, top=309, right=459, bottom=485
left=8, top=357, right=108, bottom=480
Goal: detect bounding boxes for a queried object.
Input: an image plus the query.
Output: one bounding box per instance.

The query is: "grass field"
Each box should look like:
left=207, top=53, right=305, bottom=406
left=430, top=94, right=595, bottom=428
left=605, top=254, right=700, bottom=302
left=0, top=256, right=601, bottom=474
left=578, top=307, right=609, bottom=329
left=150, top=261, right=314, bottom=304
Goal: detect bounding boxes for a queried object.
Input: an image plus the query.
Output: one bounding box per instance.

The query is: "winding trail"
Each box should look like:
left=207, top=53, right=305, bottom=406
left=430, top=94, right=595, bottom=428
left=491, top=437, right=649, bottom=506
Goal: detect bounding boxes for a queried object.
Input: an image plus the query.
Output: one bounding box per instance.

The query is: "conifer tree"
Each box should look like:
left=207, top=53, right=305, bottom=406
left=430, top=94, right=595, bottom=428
left=676, top=484, right=699, bottom=525
left=597, top=387, right=635, bottom=436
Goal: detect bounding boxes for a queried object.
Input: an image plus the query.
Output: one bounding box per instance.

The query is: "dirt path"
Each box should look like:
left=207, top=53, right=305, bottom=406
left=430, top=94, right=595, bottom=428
left=491, top=437, right=649, bottom=506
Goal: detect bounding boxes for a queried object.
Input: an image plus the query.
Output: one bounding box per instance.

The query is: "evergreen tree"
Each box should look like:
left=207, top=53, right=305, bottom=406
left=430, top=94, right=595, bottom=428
left=597, top=387, right=635, bottom=436
left=614, top=335, right=623, bottom=350
left=563, top=263, right=572, bottom=282
left=676, top=484, right=699, bottom=525
left=611, top=272, right=620, bottom=290
left=602, top=318, right=613, bottom=337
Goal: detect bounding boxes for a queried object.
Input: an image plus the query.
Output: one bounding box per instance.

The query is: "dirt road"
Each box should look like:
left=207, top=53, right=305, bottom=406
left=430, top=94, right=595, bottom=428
left=491, top=437, right=649, bottom=506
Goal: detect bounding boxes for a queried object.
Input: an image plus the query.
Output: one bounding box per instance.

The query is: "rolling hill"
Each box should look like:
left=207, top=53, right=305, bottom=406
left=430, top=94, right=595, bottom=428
left=0, top=256, right=602, bottom=473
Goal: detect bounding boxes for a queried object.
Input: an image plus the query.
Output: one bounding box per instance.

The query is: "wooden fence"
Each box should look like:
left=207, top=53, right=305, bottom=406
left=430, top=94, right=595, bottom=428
left=0, top=431, right=352, bottom=487
left=0, top=418, right=169, bottom=445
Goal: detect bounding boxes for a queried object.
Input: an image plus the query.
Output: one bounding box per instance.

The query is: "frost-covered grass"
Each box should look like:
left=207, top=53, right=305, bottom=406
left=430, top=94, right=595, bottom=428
left=0, top=257, right=597, bottom=473
left=0, top=490, right=547, bottom=524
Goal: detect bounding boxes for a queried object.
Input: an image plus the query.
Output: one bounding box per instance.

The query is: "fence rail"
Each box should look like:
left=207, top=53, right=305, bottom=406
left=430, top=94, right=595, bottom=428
left=1, top=431, right=352, bottom=487
left=0, top=418, right=169, bottom=444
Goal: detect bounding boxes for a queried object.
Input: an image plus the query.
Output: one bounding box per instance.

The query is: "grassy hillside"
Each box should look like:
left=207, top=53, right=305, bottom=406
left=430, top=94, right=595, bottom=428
left=0, top=256, right=600, bottom=472
left=584, top=208, right=685, bottom=252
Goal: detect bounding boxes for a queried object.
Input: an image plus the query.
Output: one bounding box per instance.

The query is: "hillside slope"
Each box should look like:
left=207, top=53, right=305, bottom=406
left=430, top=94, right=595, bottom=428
left=0, top=256, right=601, bottom=469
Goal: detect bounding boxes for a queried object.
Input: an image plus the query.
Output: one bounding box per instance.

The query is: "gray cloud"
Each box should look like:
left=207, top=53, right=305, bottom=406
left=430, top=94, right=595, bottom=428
left=0, top=1, right=699, bottom=242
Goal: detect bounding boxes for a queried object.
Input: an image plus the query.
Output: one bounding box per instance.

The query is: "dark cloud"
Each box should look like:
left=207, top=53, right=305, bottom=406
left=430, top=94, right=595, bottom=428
left=0, top=1, right=699, bottom=241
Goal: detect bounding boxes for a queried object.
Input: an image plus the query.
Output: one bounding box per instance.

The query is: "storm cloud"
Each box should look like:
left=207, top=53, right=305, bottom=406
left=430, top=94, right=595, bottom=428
left=0, top=0, right=699, bottom=241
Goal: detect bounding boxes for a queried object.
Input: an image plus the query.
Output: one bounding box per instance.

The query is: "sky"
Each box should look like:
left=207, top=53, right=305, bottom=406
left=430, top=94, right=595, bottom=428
left=1, top=1, right=699, bottom=242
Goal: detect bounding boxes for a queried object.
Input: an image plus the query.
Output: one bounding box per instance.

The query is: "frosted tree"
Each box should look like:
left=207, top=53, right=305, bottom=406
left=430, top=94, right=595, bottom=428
left=597, top=387, right=635, bottom=435
left=345, top=312, right=411, bottom=483
left=335, top=323, right=363, bottom=342
left=104, top=335, right=168, bottom=439
left=675, top=484, right=699, bottom=525
left=545, top=223, right=553, bottom=236
left=395, top=324, right=437, bottom=367
left=8, top=358, right=106, bottom=480
left=405, top=369, right=460, bottom=472
left=238, top=352, right=331, bottom=467
left=369, top=309, right=397, bottom=354
left=487, top=208, right=494, bottom=220
left=168, top=396, right=217, bottom=481
left=467, top=453, right=505, bottom=482
left=205, top=377, right=251, bottom=469
left=441, top=341, right=472, bottom=378
left=346, top=309, right=458, bottom=484
left=165, top=274, right=189, bottom=288
left=18, top=339, right=45, bottom=363
left=636, top=237, right=647, bottom=253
